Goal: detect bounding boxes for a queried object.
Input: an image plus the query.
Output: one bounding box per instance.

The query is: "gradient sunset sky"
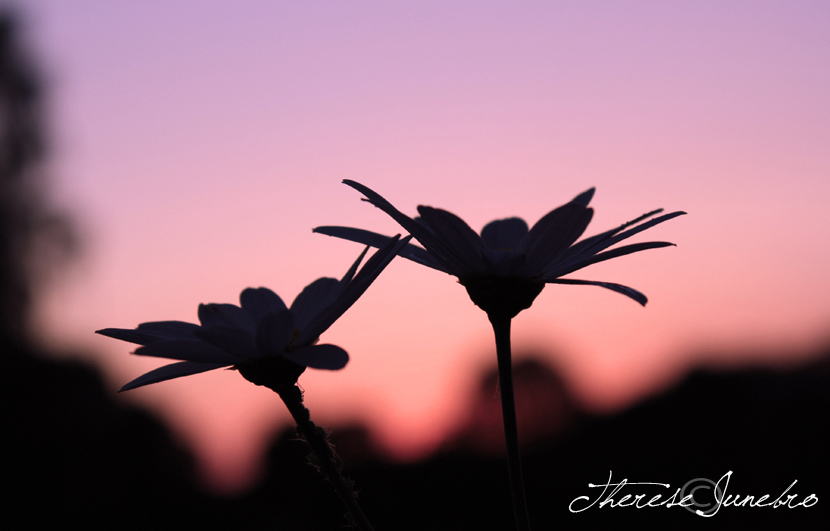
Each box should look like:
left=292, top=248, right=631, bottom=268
left=20, top=1, right=830, bottom=492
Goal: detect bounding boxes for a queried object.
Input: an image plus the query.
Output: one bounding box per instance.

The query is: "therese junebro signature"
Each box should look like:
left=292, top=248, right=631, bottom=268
left=569, top=471, right=818, bottom=517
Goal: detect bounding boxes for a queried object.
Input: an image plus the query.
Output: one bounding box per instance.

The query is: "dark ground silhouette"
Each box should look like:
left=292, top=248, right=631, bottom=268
left=8, top=341, right=830, bottom=529
left=3, top=9, right=829, bottom=530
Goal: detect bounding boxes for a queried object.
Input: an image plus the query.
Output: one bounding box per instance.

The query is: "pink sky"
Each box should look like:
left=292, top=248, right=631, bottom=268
left=21, top=1, right=830, bottom=493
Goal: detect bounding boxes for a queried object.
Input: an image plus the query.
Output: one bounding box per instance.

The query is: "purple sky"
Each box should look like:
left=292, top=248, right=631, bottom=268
left=20, top=0, right=830, bottom=492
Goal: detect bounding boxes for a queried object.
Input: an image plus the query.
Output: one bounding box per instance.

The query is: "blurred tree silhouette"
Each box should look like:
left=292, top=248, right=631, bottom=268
left=0, top=10, right=73, bottom=341
left=0, top=10, right=42, bottom=338
left=1, top=11, right=214, bottom=529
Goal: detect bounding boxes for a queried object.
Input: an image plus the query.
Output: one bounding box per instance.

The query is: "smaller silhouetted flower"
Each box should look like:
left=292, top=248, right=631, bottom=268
left=315, top=180, right=684, bottom=317
left=97, top=236, right=409, bottom=391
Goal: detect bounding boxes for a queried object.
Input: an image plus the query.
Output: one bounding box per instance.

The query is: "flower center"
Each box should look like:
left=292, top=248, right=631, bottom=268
left=237, top=356, right=306, bottom=392
left=284, top=328, right=319, bottom=352
left=460, top=275, right=544, bottom=318
left=285, top=328, right=301, bottom=351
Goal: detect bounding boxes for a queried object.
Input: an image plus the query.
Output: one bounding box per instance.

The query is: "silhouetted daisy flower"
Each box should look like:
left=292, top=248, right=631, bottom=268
left=316, top=180, right=684, bottom=530
left=97, top=236, right=409, bottom=391
left=315, top=180, right=685, bottom=317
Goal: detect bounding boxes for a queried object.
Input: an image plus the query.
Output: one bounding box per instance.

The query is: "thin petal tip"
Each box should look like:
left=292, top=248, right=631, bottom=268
left=119, top=378, right=145, bottom=392
left=572, top=187, right=595, bottom=207
left=342, top=179, right=365, bottom=191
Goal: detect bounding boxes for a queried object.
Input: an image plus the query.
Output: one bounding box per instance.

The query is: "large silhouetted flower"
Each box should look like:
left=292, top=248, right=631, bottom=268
left=97, top=236, right=409, bottom=391
left=315, top=180, right=684, bottom=528
left=315, top=180, right=685, bottom=317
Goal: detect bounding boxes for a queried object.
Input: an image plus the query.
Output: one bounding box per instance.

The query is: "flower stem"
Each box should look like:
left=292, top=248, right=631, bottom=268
left=277, top=385, right=376, bottom=531
left=488, top=313, right=532, bottom=531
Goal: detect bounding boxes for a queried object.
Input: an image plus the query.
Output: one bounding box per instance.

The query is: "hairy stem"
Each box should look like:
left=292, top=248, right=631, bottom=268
left=489, top=313, right=532, bottom=531
left=278, top=385, right=376, bottom=531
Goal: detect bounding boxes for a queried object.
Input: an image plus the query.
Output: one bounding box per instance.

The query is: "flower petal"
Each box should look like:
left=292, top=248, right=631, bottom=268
left=559, top=210, right=685, bottom=271
left=194, top=326, right=259, bottom=359
left=283, top=344, right=349, bottom=370
left=240, top=287, right=287, bottom=324
left=416, top=206, right=487, bottom=274
left=133, top=340, right=241, bottom=363
left=255, top=309, right=295, bottom=355
left=548, top=278, right=648, bottom=306
left=519, top=203, right=593, bottom=276
left=481, top=249, right=527, bottom=276
left=571, top=188, right=595, bottom=207
left=558, top=209, right=665, bottom=265
left=198, top=303, right=256, bottom=334
left=296, top=235, right=411, bottom=345
left=96, top=320, right=199, bottom=346
left=348, top=235, right=410, bottom=288
left=601, top=211, right=686, bottom=248
left=291, top=277, right=342, bottom=332
left=545, top=241, right=676, bottom=278
left=313, top=226, right=448, bottom=273
left=137, top=321, right=200, bottom=339
left=480, top=218, right=529, bottom=250
left=120, top=361, right=227, bottom=391
left=339, top=245, right=370, bottom=285
left=342, top=180, right=460, bottom=274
